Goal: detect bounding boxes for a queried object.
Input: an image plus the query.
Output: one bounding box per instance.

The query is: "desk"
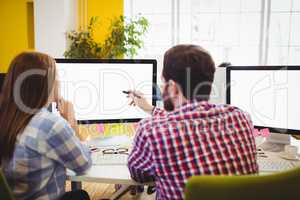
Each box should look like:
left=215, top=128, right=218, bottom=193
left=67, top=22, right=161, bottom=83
left=68, top=165, right=138, bottom=185
left=258, top=151, right=300, bottom=175
left=67, top=164, right=153, bottom=200
left=67, top=137, right=300, bottom=200
left=67, top=136, right=149, bottom=200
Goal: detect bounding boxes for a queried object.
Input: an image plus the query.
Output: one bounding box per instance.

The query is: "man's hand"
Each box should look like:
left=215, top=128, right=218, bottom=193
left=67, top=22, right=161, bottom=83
left=128, top=90, right=154, bottom=114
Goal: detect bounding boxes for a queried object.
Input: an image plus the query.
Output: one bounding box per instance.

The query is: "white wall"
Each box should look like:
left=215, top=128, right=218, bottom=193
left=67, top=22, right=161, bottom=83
left=209, top=67, right=227, bottom=105
left=34, top=0, right=77, bottom=58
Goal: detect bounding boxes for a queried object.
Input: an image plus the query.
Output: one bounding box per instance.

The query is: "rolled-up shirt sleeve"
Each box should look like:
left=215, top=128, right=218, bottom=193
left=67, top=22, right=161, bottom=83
left=128, top=124, right=155, bottom=183
left=45, top=119, right=92, bottom=175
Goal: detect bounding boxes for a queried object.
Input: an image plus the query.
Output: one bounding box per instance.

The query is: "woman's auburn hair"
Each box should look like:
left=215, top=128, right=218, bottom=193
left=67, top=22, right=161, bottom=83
left=0, top=52, right=56, bottom=164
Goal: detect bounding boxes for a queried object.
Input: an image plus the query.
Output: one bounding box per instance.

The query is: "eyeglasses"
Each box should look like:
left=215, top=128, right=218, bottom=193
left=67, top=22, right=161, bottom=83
left=102, top=148, right=129, bottom=155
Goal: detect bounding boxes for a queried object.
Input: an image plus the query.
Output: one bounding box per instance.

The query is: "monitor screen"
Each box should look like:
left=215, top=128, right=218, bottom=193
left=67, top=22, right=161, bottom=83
left=55, top=59, right=157, bottom=124
left=227, top=66, right=300, bottom=134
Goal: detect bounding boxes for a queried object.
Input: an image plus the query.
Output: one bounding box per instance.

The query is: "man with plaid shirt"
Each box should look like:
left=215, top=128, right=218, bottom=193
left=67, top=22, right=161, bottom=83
left=127, top=45, right=258, bottom=200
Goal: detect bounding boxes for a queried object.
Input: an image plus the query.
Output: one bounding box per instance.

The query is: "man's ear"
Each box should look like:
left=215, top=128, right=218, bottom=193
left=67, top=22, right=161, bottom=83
left=168, top=80, right=181, bottom=97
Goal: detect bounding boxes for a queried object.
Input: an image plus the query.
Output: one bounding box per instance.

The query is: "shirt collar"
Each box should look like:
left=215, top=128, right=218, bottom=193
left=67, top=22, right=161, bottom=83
left=170, top=99, right=213, bottom=115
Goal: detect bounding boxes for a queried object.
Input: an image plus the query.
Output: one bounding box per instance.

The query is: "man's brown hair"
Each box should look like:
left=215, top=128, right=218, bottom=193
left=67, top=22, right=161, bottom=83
left=162, top=44, right=215, bottom=100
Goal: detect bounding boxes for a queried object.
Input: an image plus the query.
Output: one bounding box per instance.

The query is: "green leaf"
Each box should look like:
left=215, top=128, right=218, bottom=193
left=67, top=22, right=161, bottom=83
left=64, top=15, right=149, bottom=59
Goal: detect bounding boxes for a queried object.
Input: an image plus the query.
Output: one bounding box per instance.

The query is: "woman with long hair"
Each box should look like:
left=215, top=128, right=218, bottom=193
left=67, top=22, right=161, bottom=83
left=0, top=52, right=91, bottom=200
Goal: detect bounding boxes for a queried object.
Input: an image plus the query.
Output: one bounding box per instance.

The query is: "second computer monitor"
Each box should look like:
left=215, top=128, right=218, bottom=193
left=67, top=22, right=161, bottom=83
left=227, top=66, right=300, bottom=135
left=55, top=59, right=157, bottom=124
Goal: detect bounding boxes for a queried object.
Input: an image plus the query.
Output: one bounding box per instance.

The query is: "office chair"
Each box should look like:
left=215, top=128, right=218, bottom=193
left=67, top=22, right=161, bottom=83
left=185, top=166, right=300, bottom=200
left=0, top=168, right=15, bottom=200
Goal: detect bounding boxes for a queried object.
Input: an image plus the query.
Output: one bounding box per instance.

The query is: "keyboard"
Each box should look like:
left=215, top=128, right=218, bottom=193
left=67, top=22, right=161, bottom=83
left=258, top=158, right=295, bottom=172
left=92, top=152, right=128, bottom=165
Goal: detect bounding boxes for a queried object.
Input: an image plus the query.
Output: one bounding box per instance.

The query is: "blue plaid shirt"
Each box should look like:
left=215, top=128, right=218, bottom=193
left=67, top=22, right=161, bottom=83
left=2, top=108, right=92, bottom=200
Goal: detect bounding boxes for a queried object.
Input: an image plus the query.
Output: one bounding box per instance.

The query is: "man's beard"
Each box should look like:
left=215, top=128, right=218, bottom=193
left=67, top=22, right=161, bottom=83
left=162, top=86, right=175, bottom=111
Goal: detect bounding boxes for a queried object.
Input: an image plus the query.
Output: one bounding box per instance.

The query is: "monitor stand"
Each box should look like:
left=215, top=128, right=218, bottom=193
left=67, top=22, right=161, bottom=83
left=258, top=133, right=290, bottom=152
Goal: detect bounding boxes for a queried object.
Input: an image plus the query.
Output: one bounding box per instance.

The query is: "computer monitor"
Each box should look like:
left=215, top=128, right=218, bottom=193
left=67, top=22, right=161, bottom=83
left=55, top=59, right=157, bottom=124
left=227, top=66, right=300, bottom=135
left=0, top=73, right=5, bottom=93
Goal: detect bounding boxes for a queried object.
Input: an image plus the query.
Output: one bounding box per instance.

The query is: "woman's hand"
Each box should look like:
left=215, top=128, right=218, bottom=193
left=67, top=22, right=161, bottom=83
left=127, top=90, right=154, bottom=114
left=56, top=98, right=84, bottom=141
left=54, top=80, right=76, bottom=127
left=57, top=99, right=76, bottom=124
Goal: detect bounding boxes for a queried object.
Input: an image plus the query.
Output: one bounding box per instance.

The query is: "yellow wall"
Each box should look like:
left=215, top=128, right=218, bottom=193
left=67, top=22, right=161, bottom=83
left=0, top=0, right=123, bottom=72
left=0, top=0, right=34, bottom=73
left=79, top=0, right=124, bottom=43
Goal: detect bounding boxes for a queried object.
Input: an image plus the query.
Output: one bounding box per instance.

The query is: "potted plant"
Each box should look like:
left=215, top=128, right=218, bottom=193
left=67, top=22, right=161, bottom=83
left=64, top=15, right=149, bottom=59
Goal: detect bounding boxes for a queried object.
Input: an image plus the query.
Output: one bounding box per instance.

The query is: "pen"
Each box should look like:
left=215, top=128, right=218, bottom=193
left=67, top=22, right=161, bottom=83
left=122, top=90, right=141, bottom=99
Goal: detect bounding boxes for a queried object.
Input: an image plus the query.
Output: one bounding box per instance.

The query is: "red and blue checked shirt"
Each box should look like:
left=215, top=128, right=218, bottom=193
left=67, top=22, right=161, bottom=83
left=128, top=100, right=258, bottom=200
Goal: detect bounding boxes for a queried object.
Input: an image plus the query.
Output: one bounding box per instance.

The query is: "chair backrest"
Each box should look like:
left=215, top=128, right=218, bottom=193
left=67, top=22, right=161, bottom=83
left=185, top=167, right=300, bottom=200
left=0, top=168, right=15, bottom=200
